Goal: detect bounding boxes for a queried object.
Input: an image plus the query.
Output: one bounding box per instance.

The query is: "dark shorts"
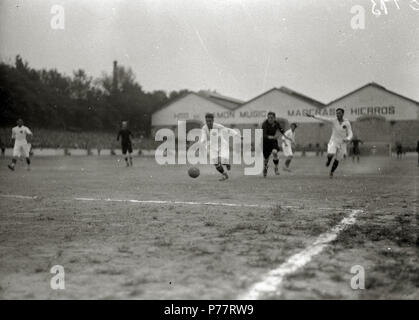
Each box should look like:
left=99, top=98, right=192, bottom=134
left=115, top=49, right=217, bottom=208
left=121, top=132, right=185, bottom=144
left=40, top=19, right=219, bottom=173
left=352, top=147, right=360, bottom=155
left=122, top=142, right=133, bottom=154
left=263, top=139, right=280, bottom=159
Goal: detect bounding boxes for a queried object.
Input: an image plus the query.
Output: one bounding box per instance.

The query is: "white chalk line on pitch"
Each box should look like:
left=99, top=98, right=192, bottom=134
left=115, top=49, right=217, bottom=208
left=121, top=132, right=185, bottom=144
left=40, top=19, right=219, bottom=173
left=0, top=194, right=340, bottom=210
left=75, top=197, right=274, bottom=209
left=239, top=209, right=363, bottom=300
left=73, top=197, right=340, bottom=211
left=0, top=194, right=38, bottom=200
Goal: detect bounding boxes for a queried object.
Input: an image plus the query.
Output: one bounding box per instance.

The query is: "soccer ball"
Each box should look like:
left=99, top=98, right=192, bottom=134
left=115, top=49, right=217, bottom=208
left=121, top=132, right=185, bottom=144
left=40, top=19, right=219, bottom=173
left=188, top=166, right=200, bottom=178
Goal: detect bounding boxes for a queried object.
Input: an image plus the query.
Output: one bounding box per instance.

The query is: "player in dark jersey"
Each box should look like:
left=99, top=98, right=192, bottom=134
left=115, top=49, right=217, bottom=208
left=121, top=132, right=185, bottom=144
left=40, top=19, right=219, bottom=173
left=416, top=140, right=419, bottom=167
left=117, top=121, right=134, bottom=166
left=396, top=142, right=403, bottom=159
left=351, top=136, right=363, bottom=163
left=261, top=112, right=290, bottom=177
left=0, top=136, right=5, bottom=157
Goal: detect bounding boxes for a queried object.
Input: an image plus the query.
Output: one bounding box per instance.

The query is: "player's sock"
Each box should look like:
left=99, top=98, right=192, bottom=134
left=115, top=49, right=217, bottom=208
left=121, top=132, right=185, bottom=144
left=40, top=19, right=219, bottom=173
left=326, top=155, right=333, bottom=167
left=273, top=159, right=279, bottom=175
left=129, top=156, right=133, bottom=166
left=331, top=160, right=339, bottom=173
left=8, top=159, right=17, bottom=171
left=125, top=157, right=129, bottom=166
left=219, top=173, right=229, bottom=181
left=26, top=157, right=31, bottom=165
left=263, top=159, right=268, bottom=177
left=215, top=164, right=224, bottom=174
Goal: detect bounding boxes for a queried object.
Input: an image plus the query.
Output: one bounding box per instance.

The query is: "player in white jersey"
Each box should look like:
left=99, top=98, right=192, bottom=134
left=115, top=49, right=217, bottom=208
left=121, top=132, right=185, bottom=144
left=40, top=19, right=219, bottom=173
left=280, top=123, right=297, bottom=172
left=306, top=108, right=353, bottom=178
left=200, top=113, right=241, bottom=181
left=8, top=119, right=33, bottom=171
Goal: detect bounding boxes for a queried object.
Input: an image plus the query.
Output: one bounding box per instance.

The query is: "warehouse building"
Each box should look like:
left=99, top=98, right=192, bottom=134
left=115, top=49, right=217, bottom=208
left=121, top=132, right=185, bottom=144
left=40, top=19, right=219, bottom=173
left=151, top=83, right=419, bottom=152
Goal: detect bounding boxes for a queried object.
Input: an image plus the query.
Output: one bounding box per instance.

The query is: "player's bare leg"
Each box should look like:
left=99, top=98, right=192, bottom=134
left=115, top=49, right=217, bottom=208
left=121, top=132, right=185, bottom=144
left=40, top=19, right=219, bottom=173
left=283, top=156, right=292, bottom=172
left=272, top=150, right=280, bottom=175
left=8, top=157, right=17, bottom=171
left=128, top=153, right=133, bottom=166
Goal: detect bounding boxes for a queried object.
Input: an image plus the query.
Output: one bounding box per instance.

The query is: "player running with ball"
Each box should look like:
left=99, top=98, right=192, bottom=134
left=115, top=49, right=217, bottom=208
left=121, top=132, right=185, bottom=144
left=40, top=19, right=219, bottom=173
left=306, top=108, right=353, bottom=178
left=200, top=113, right=241, bottom=181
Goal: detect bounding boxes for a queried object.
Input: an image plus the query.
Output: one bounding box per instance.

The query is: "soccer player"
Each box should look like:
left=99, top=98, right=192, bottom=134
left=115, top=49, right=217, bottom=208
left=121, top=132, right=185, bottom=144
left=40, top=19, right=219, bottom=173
left=8, top=119, right=32, bottom=171
left=416, top=140, right=419, bottom=167
left=351, top=135, right=363, bottom=163
left=281, top=123, right=297, bottom=172
left=261, top=112, right=290, bottom=177
left=117, top=121, right=134, bottom=166
left=200, top=113, right=241, bottom=181
left=0, top=136, right=5, bottom=157
left=306, top=108, right=353, bottom=178
left=396, top=142, right=403, bottom=159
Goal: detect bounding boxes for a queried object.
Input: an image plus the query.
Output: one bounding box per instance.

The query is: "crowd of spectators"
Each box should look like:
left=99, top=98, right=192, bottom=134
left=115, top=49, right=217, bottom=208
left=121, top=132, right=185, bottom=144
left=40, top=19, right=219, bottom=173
left=0, top=128, right=159, bottom=151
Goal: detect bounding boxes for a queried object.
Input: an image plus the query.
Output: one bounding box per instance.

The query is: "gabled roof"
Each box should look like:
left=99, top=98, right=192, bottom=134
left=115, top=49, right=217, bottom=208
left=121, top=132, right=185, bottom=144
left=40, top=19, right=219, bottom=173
left=197, top=90, right=244, bottom=110
left=152, top=91, right=242, bottom=115
left=238, top=87, right=325, bottom=109
left=326, top=82, right=419, bottom=107
left=278, top=86, right=325, bottom=108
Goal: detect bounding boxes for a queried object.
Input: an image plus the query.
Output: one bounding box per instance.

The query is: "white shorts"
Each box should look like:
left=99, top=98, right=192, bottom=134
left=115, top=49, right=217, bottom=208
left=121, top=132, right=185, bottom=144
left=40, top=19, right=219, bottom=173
left=13, top=143, right=30, bottom=158
left=327, top=141, right=347, bottom=161
left=282, top=142, right=293, bottom=157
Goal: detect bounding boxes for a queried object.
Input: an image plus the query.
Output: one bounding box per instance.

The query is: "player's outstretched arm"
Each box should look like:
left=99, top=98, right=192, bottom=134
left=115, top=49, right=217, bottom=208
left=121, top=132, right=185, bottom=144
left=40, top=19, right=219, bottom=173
left=221, top=125, right=241, bottom=138
left=306, top=113, right=332, bottom=123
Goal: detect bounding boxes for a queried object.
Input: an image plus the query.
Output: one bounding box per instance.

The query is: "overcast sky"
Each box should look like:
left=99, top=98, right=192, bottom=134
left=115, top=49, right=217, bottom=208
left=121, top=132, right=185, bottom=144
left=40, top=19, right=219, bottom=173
left=1, top=0, right=418, bottom=102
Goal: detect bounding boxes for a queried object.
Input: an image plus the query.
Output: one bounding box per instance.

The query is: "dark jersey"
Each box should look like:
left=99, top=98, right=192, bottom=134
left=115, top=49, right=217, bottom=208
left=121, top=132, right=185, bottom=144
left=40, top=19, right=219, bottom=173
left=262, top=120, right=284, bottom=140
left=351, top=139, right=362, bottom=148
left=117, top=129, right=132, bottom=145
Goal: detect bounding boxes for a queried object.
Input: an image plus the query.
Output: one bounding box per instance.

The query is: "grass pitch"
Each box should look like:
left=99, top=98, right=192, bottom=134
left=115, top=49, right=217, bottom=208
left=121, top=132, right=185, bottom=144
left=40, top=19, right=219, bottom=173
left=0, top=155, right=417, bottom=299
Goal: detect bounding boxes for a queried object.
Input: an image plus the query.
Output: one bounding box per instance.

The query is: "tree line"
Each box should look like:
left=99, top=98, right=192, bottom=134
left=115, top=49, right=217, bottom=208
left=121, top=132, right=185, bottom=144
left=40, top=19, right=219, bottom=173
left=0, top=56, right=189, bottom=137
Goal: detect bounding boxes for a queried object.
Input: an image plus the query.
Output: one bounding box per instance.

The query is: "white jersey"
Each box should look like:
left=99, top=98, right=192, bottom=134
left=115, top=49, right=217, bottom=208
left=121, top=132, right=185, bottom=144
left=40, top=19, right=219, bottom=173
left=200, top=123, right=241, bottom=161
left=281, top=129, right=295, bottom=157
left=281, top=129, right=295, bottom=146
left=313, top=116, right=353, bottom=144
left=12, top=126, right=32, bottom=145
